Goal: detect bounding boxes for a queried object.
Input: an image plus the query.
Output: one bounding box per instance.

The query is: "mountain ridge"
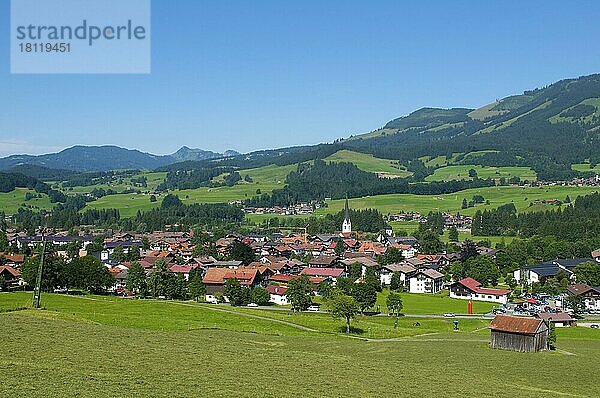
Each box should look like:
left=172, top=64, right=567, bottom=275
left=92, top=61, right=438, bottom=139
left=3, top=73, right=600, bottom=176
left=0, top=145, right=240, bottom=172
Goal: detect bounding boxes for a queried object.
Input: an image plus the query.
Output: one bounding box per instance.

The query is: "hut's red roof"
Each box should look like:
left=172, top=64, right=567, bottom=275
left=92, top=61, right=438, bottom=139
left=490, top=315, right=545, bottom=334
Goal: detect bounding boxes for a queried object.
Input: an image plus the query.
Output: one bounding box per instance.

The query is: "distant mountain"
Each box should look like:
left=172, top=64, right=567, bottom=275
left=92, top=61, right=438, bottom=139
left=0, top=146, right=173, bottom=172
left=0, top=145, right=240, bottom=172
left=223, top=150, right=241, bottom=157
left=170, top=146, right=222, bottom=162
left=3, top=73, right=600, bottom=178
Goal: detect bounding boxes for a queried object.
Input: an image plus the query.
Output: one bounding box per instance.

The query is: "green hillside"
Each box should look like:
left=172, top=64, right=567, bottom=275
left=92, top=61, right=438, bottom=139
left=572, top=162, right=600, bottom=173
left=425, top=165, right=536, bottom=182
left=86, top=164, right=296, bottom=217
left=0, top=188, right=53, bottom=215
left=317, top=185, right=598, bottom=217
left=325, top=150, right=411, bottom=177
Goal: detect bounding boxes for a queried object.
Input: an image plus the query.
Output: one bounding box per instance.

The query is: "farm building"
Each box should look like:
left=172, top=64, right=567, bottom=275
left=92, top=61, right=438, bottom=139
left=449, top=277, right=511, bottom=304
left=535, top=312, right=576, bottom=328
left=490, top=315, right=548, bottom=352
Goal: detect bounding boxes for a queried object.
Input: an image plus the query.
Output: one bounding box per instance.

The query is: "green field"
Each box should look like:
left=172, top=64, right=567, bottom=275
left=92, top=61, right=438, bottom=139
left=375, top=289, right=497, bottom=315
left=0, top=188, right=53, bottom=215
left=325, top=150, right=411, bottom=177
left=317, top=185, right=599, bottom=217
left=388, top=221, right=516, bottom=245
left=85, top=192, right=160, bottom=218
left=425, top=165, right=536, bottom=182
left=86, top=164, right=296, bottom=217
left=1, top=292, right=599, bottom=397
left=59, top=172, right=167, bottom=194
left=572, top=162, right=600, bottom=173
left=550, top=98, right=600, bottom=124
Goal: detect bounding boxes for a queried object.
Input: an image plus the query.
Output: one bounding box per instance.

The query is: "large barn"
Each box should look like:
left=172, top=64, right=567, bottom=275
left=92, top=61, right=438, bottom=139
left=489, top=315, right=548, bottom=352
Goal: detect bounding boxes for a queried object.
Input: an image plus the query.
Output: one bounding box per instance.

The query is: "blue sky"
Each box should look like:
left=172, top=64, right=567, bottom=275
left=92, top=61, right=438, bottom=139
left=1, top=0, right=600, bottom=156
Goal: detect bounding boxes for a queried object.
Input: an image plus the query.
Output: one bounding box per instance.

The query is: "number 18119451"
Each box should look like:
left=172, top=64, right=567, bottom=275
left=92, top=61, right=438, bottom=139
left=19, top=43, right=71, bottom=53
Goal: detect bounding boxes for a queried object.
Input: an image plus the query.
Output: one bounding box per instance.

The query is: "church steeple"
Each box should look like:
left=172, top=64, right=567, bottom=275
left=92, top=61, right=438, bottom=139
left=342, top=197, right=352, bottom=234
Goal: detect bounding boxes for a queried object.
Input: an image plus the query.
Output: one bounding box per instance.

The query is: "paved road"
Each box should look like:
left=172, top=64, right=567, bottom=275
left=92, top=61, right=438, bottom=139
left=203, top=302, right=494, bottom=319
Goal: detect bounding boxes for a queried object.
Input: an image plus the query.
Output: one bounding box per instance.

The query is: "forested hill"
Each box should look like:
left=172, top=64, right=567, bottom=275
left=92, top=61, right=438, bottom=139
left=179, top=73, right=600, bottom=181
left=341, top=74, right=600, bottom=180
left=3, top=73, right=600, bottom=177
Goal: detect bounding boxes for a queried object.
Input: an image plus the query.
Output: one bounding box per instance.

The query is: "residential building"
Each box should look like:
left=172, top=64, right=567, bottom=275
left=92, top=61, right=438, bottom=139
left=408, top=269, right=444, bottom=294
left=379, top=263, right=416, bottom=286
left=566, top=283, right=600, bottom=310
left=266, top=285, right=289, bottom=305
left=449, top=277, right=511, bottom=304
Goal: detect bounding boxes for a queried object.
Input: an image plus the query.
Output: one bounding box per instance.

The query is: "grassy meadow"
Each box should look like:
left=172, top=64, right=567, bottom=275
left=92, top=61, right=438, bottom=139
left=1, top=292, right=599, bottom=397
left=572, top=163, right=600, bottom=173
left=0, top=188, right=53, bottom=214
left=324, top=150, right=412, bottom=177
left=317, top=185, right=599, bottom=217
left=425, top=165, right=536, bottom=182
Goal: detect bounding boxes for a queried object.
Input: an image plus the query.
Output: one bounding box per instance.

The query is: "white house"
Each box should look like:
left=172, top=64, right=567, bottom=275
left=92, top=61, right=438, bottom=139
left=449, top=277, right=511, bottom=304
left=408, top=269, right=444, bottom=294
left=266, top=285, right=289, bottom=305
left=379, top=263, right=416, bottom=286
left=567, top=283, right=600, bottom=311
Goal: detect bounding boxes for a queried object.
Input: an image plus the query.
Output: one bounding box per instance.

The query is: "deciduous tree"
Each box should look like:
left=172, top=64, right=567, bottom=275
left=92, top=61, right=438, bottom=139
left=386, top=291, right=404, bottom=328
left=287, top=275, right=313, bottom=312
left=328, top=294, right=360, bottom=334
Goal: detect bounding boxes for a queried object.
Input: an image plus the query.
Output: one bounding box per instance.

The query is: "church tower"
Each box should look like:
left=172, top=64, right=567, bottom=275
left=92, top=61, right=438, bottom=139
left=342, top=198, right=352, bottom=234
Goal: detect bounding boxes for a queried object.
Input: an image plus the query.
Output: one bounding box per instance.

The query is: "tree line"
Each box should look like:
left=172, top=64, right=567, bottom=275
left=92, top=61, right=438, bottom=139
left=244, top=159, right=495, bottom=207
left=472, top=192, right=600, bottom=240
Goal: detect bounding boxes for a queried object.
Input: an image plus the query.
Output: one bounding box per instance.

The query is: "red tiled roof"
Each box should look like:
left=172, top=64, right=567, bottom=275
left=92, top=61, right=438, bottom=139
left=202, top=268, right=230, bottom=284
left=0, top=253, right=25, bottom=263
left=266, top=285, right=288, bottom=296
left=300, top=267, right=343, bottom=277
left=490, top=315, right=546, bottom=334
left=458, top=277, right=481, bottom=290
left=536, top=312, right=575, bottom=322
left=567, top=283, right=596, bottom=296
left=0, top=265, right=21, bottom=277
left=223, top=269, right=258, bottom=285
left=456, top=277, right=511, bottom=295
left=170, top=265, right=194, bottom=273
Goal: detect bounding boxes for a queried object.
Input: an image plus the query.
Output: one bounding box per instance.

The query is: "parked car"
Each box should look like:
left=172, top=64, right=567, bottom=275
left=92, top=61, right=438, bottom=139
left=247, top=303, right=259, bottom=308
left=591, top=324, right=599, bottom=329
left=443, top=313, right=456, bottom=318
left=306, top=305, right=320, bottom=312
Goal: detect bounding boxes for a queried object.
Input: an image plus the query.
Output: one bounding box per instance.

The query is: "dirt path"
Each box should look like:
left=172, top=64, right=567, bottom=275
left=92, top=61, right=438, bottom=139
left=170, top=301, right=319, bottom=333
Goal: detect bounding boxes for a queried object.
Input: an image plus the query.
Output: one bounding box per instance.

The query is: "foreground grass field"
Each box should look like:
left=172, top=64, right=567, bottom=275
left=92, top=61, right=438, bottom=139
left=1, top=292, right=599, bottom=397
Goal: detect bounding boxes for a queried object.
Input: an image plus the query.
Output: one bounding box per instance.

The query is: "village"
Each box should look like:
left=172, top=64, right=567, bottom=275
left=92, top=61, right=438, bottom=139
left=2, top=200, right=600, bottom=353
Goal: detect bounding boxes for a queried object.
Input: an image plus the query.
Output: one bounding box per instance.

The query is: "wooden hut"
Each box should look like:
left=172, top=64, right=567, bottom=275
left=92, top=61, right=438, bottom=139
left=490, top=315, right=548, bottom=352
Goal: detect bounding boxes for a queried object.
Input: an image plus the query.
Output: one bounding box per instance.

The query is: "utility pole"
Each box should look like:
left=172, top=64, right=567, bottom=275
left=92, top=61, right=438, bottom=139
left=32, top=233, right=45, bottom=309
